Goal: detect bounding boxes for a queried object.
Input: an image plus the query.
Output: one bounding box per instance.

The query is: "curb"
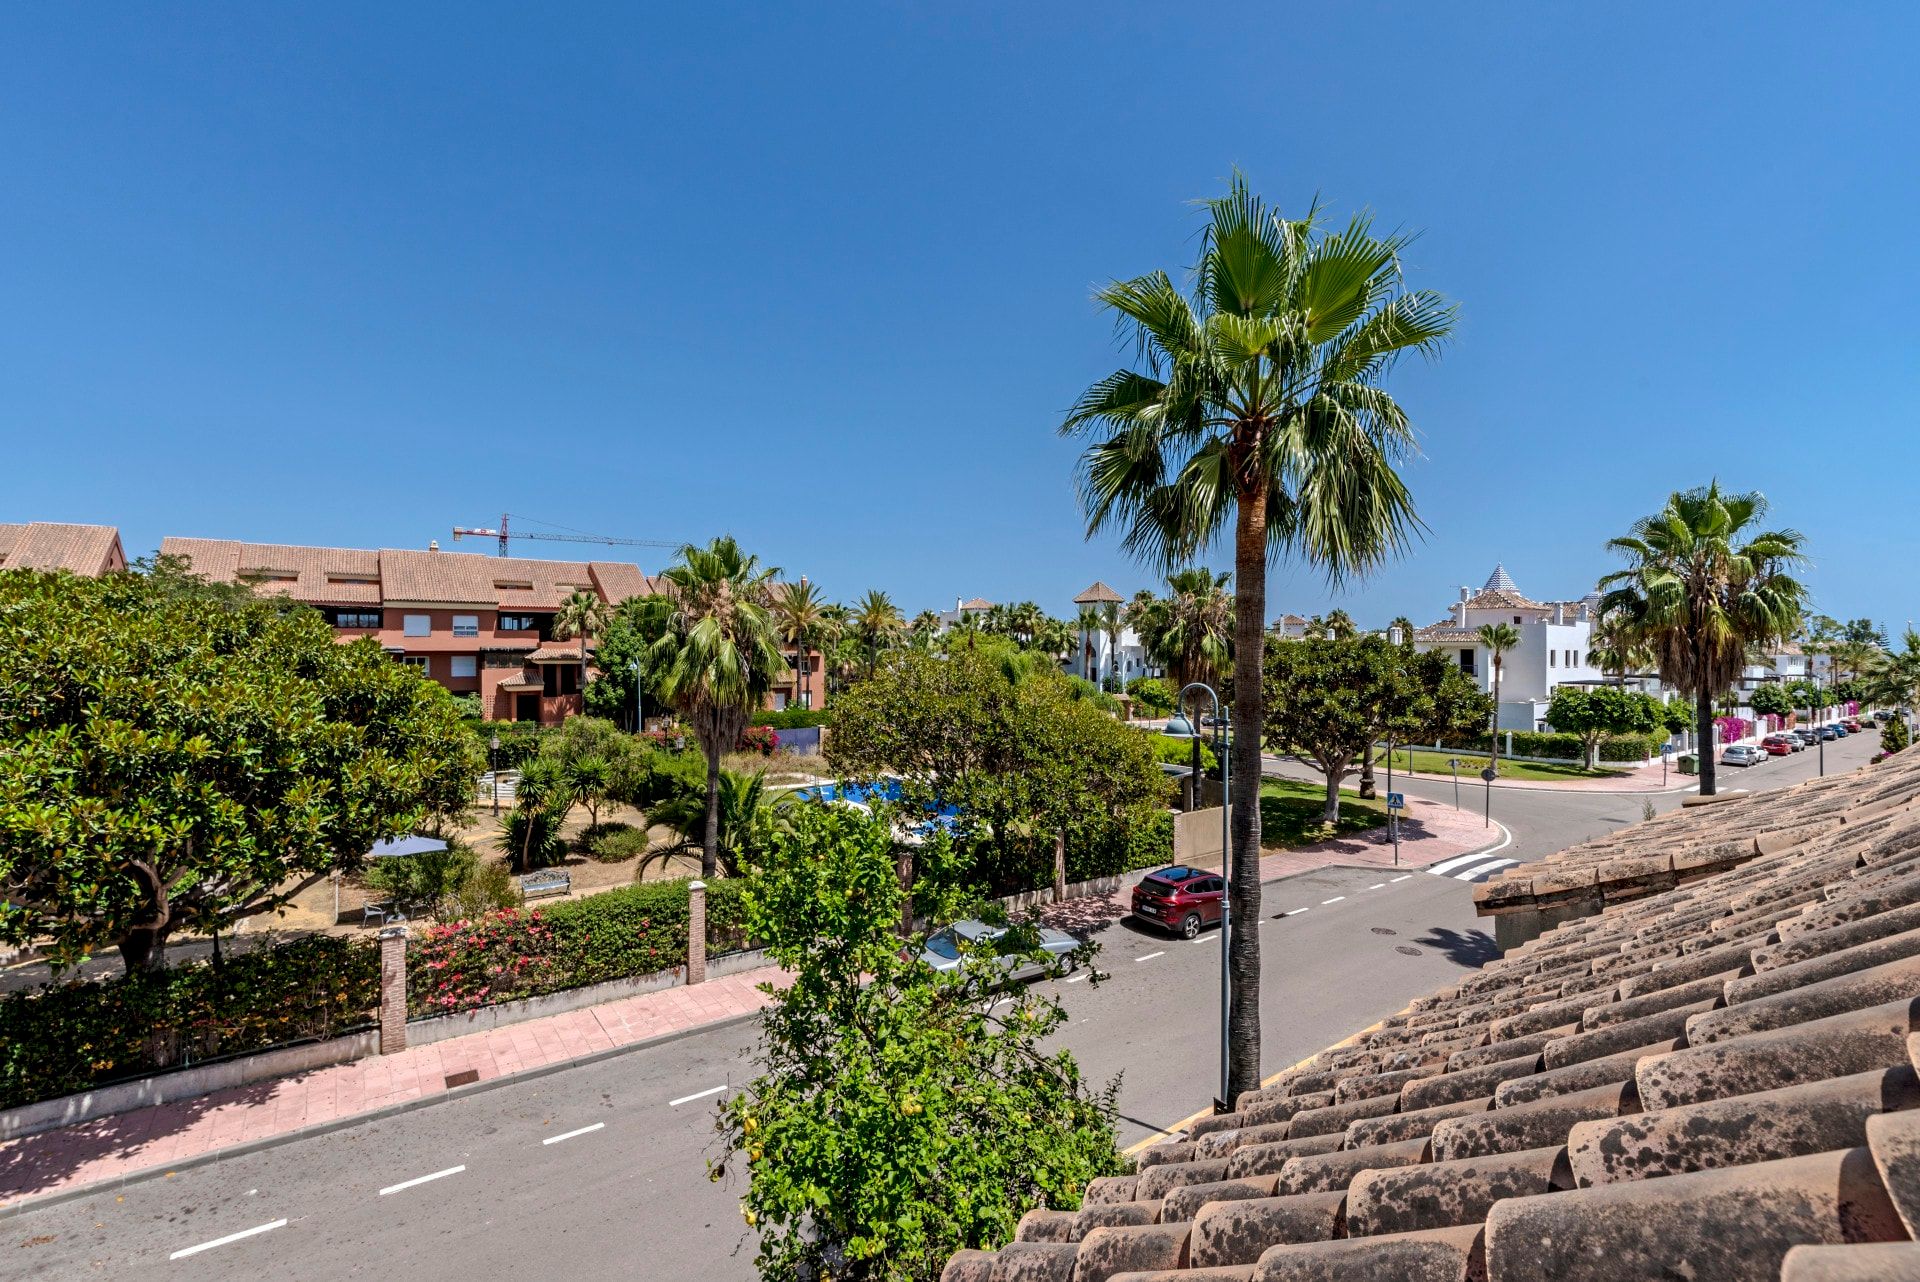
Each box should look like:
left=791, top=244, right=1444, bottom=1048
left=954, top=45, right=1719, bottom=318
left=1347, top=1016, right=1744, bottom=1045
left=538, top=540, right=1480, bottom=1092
left=0, top=1004, right=768, bottom=1221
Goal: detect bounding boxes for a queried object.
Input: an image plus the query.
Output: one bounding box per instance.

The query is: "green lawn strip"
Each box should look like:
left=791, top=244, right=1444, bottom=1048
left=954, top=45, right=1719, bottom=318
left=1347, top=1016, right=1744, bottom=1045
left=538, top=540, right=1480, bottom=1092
left=1258, top=778, right=1388, bottom=849
left=1377, top=746, right=1625, bottom=783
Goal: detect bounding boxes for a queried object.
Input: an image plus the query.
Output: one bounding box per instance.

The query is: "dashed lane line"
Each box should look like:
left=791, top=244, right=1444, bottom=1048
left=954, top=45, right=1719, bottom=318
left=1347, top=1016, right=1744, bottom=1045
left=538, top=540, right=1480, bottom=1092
left=1390, top=875, right=1412, bottom=882
left=543, top=1122, right=606, bottom=1145
left=169, top=1219, right=288, bottom=1260
left=1367, top=883, right=1386, bottom=890
left=1134, top=951, right=1166, bottom=962
left=668, top=1085, right=727, bottom=1108
left=379, top=1166, right=465, bottom=1197
left=1321, top=896, right=1346, bottom=905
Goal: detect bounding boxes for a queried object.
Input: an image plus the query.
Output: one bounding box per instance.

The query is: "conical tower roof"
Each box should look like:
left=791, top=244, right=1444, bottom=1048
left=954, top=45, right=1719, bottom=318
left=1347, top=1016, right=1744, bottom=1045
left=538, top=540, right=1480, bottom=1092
left=1483, top=564, right=1521, bottom=595
left=1073, top=581, right=1124, bottom=605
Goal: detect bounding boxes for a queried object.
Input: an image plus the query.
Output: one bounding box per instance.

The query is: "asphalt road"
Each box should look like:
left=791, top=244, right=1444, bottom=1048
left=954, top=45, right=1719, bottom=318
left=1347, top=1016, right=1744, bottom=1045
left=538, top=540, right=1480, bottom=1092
left=7, top=865, right=1490, bottom=1281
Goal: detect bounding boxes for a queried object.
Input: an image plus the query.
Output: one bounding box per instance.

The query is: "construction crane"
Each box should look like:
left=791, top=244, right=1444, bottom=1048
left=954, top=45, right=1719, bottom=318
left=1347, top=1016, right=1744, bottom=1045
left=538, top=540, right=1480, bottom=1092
left=451, top=513, right=682, bottom=557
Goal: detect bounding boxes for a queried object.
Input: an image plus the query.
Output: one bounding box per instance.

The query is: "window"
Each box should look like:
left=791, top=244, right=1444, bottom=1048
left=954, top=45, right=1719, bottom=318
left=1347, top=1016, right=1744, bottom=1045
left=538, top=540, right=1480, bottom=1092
left=449, top=655, right=477, bottom=679
left=399, top=656, right=430, bottom=675
left=498, top=614, right=535, bottom=632
left=1513, top=615, right=1522, bottom=625
left=403, top=614, right=431, bottom=637
left=1549, top=650, right=1556, bottom=668
left=325, top=608, right=381, bottom=629
left=542, top=664, right=581, bottom=697
left=452, top=615, right=479, bottom=637
left=1459, top=648, right=1476, bottom=675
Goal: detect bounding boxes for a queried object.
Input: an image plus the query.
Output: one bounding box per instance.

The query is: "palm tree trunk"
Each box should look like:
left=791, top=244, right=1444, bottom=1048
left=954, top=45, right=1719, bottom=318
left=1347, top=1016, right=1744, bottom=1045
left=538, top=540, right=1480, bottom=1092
left=701, top=736, right=723, bottom=878
left=1226, top=488, right=1267, bottom=1110
left=1489, top=661, right=1503, bottom=763
left=1696, top=686, right=1718, bottom=797
left=1052, top=832, right=1067, bottom=903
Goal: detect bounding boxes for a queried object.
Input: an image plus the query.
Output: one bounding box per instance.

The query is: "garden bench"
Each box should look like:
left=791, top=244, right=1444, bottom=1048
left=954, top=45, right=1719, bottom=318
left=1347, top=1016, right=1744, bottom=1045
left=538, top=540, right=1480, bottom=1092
left=517, top=870, right=572, bottom=900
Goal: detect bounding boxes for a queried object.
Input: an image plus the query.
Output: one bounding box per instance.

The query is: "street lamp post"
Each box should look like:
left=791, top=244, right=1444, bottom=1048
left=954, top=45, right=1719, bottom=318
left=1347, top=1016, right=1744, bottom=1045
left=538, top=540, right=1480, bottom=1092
left=630, top=658, right=644, bottom=734
left=489, top=733, right=500, bottom=814
left=1165, top=683, right=1232, bottom=1113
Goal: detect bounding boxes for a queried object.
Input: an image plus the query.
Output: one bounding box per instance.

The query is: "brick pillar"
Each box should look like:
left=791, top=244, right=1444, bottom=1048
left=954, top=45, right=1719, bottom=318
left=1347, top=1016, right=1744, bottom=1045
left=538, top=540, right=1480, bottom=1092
left=378, top=926, right=409, bottom=1054
left=687, top=880, right=707, bottom=985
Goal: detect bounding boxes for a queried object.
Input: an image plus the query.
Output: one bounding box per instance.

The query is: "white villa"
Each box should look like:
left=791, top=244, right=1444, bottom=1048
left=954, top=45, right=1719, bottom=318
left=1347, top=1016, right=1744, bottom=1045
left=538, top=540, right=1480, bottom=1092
left=1068, top=580, right=1155, bottom=689
left=1411, top=565, right=1633, bottom=730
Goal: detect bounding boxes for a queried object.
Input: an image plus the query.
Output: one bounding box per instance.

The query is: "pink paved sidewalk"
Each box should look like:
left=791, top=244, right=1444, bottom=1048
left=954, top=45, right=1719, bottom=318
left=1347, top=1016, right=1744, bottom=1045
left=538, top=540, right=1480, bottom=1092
left=0, top=966, right=785, bottom=1211
left=1387, top=758, right=1682, bottom=793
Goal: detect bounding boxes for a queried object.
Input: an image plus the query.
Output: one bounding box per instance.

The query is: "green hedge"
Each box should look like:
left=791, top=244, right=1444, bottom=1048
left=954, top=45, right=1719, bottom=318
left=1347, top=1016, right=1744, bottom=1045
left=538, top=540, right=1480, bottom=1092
left=1443, top=731, right=1666, bottom=762
left=752, top=707, right=832, bottom=729
left=0, top=935, right=380, bottom=1110
left=1064, top=809, right=1175, bottom=883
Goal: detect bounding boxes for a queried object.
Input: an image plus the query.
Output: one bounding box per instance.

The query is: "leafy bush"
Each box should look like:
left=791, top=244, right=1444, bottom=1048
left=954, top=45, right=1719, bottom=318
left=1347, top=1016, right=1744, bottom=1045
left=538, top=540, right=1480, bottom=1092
left=1443, top=730, right=1666, bottom=763
left=1883, top=718, right=1911, bottom=755
left=753, top=707, right=832, bottom=729
left=499, top=806, right=567, bottom=870
left=407, top=880, right=700, bottom=1016
left=739, top=724, right=780, bottom=755
left=483, top=720, right=550, bottom=770
left=1147, top=732, right=1217, bottom=773
left=1126, top=676, right=1173, bottom=716
left=363, top=840, right=491, bottom=921
left=444, top=860, right=523, bottom=920
left=584, top=822, right=652, bottom=863
left=0, top=935, right=380, bottom=1109
left=706, top=878, right=757, bottom=955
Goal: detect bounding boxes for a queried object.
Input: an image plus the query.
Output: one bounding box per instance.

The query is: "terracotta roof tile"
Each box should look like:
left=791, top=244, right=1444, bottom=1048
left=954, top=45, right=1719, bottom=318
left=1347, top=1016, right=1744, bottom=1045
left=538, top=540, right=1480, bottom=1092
left=0, top=521, right=125, bottom=575
left=1074, top=581, right=1125, bottom=605
left=945, top=750, right=1920, bottom=1281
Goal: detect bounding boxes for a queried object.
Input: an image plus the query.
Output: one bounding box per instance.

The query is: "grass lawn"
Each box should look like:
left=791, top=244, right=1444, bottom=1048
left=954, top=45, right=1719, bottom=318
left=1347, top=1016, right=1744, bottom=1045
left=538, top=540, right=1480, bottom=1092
left=1259, top=778, right=1388, bottom=849
left=1378, top=746, right=1625, bottom=783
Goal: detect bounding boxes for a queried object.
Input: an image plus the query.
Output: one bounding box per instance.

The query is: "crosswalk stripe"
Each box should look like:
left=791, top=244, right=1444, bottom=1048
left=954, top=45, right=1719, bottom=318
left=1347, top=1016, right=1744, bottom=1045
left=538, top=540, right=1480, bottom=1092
left=1426, top=848, right=1508, bottom=876
left=1435, top=856, right=1517, bottom=883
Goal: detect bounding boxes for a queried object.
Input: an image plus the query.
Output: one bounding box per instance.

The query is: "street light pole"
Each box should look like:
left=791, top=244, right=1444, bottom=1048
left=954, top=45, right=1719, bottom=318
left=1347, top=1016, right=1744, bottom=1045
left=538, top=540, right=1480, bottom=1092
left=630, top=658, right=644, bottom=734
left=1166, top=682, right=1231, bottom=1113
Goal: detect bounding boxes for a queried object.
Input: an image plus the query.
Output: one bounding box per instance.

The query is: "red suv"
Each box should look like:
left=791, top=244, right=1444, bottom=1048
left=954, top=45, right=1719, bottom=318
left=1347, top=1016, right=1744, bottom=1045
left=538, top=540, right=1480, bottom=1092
left=1131, top=865, right=1225, bottom=939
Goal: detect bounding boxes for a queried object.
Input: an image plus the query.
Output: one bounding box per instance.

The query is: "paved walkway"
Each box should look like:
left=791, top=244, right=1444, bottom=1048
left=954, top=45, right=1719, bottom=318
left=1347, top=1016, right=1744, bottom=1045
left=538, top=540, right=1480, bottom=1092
left=1383, top=758, right=1681, bottom=793
left=0, top=966, right=785, bottom=1212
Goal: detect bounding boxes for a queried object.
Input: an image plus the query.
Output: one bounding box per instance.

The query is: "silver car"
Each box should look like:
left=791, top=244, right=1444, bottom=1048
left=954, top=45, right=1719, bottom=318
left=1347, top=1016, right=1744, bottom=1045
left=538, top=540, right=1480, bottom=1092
left=919, top=919, right=1079, bottom=982
left=1720, top=744, right=1764, bottom=767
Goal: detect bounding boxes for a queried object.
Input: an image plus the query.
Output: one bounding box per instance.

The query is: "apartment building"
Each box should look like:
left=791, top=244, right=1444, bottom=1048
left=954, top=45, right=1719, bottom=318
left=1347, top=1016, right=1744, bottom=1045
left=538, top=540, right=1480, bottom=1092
left=160, top=537, right=658, bottom=724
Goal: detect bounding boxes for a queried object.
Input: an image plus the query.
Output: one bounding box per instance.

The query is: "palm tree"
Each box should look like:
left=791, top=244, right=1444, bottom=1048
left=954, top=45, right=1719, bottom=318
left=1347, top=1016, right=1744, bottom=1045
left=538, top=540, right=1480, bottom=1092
left=1075, top=605, right=1106, bottom=681
left=1598, top=483, right=1809, bottom=796
left=1132, top=568, right=1234, bottom=693
left=1475, top=623, right=1520, bottom=763
left=1322, top=608, right=1358, bottom=640
left=554, top=588, right=612, bottom=710
left=770, top=579, right=829, bottom=711
left=850, top=589, right=905, bottom=679
left=644, top=537, right=791, bottom=877
left=908, top=609, right=942, bottom=650
left=1030, top=613, right=1076, bottom=663
left=1063, top=175, right=1452, bottom=1104
left=1866, top=628, right=1920, bottom=731
left=1100, top=601, right=1126, bottom=691
left=1586, top=609, right=1652, bottom=687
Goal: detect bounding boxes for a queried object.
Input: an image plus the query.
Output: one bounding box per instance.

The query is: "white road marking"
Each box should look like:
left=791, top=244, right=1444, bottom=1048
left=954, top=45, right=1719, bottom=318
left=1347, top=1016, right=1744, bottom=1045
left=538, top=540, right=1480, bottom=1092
left=1065, top=972, right=1090, bottom=983
left=1134, top=951, right=1165, bottom=962
left=669, top=1085, right=727, bottom=1107
left=1368, top=883, right=1386, bottom=890
left=542, top=1122, right=606, bottom=1145
left=1426, top=848, right=1503, bottom=876
left=1390, top=875, right=1413, bottom=883
left=1444, top=857, right=1518, bottom=882
left=1283, top=907, right=1309, bottom=916
left=169, top=1219, right=287, bottom=1259
left=1321, top=896, right=1346, bottom=905
left=379, top=1165, right=465, bottom=1196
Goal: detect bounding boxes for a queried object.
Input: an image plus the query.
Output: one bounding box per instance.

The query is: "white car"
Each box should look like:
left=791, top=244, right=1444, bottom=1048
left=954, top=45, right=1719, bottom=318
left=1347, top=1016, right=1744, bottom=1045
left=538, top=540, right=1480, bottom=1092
left=1720, top=744, right=1764, bottom=767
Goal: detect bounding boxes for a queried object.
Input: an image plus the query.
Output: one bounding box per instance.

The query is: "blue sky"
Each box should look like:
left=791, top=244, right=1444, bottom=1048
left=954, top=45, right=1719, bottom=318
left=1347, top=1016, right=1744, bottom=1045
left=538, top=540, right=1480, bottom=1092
left=3, top=3, right=1914, bottom=627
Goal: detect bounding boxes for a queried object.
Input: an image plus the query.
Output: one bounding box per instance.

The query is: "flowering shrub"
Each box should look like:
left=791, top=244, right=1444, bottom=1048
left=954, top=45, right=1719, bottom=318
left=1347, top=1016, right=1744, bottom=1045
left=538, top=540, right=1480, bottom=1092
left=738, top=725, right=779, bottom=756
left=0, top=935, right=380, bottom=1110
left=1714, top=715, right=1752, bottom=744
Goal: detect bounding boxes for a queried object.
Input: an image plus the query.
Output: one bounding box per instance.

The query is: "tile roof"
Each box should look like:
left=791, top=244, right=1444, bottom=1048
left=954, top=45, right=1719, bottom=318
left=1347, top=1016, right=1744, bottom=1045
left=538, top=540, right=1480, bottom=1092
left=1463, top=587, right=1549, bottom=611
left=1483, top=563, right=1521, bottom=595
left=1075, top=581, right=1126, bottom=605
left=961, top=597, right=995, bottom=611
left=0, top=521, right=125, bottom=576
left=943, top=753, right=1920, bottom=1282
left=159, top=537, right=660, bottom=610
left=1415, top=623, right=1480, bottom=643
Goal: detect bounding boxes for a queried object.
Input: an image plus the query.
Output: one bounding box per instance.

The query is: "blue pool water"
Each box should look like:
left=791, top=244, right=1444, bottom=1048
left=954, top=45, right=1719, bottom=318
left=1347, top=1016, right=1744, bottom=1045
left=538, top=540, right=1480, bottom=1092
left=795, top=778, right=959, bottom=823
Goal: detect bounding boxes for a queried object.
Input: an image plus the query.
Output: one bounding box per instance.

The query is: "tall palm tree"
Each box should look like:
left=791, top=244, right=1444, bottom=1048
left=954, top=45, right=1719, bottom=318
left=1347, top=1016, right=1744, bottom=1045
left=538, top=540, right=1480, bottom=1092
left=1598, top=483, right=1808, bottom=797
left=1100, top=601, right=1126, bottom=691
left=1586, top=609, right=1652, bottom=687
left=1074, top=605, right=1106, bottom=680
left=907, top=609, right=942, bottom=650
left=1866, top=628, right=1920, bottom=728
left=1322, top=608, right=1358, bottom=640
left=644, top=537, right=790, bottom=877
left=1133, top=568, right=1234, bottom=693
left=770, top=579, right=829, bottom=711
left=554, top=589, right=612, bottom=711
left=1063, top=176, right=1452, bottom=1104
left=850, top=589, right=905, bottom=679
left=1475, top=623, right=1521, bottom=764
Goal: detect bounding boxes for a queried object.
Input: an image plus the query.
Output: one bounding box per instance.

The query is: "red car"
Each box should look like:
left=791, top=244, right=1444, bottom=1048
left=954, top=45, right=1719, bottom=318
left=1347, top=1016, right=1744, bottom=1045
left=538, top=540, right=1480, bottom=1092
left=1761, top=735, right=1795, bottom=755
left=1843, top=718, right=1863, bottom=733
left=1131, top=865, right=1225, bottom=939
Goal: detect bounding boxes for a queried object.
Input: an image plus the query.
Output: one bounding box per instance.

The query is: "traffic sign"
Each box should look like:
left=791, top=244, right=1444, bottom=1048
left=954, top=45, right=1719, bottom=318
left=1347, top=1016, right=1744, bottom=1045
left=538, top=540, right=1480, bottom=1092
left=1386, top=791, right=1406, bottom=811
left=1480, top=767, right=1498, bottom=782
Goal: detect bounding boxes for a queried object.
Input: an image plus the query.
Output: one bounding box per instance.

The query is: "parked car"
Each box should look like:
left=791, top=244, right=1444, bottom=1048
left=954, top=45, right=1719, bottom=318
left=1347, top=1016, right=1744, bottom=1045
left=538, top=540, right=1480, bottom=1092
left=1843, top=718, right=1863, bottom=733
left=1721, top=744, right=1765, bottom=767
left=1817, top=725, right=1841, bottom=741
left=1832, top=723, right=1850, bottom=738
left=918, top=919, right=1078, bottom=981
left=1761, top=735, right=1796, bottom=756
left=1130, top=864, right=1226, bottom=939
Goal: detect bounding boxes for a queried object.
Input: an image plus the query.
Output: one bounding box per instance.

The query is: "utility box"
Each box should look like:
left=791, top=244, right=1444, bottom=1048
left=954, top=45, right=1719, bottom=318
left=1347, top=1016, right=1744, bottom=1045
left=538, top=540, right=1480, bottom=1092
left=1677, top=753, right=1699, bottom=775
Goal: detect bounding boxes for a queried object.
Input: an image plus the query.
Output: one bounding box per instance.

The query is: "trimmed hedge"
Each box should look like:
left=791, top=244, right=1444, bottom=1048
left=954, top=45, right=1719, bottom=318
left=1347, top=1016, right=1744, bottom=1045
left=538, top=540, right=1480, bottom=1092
left=1444, top=730, right=1667, bottom=763
left=0, top=935, right=380, bottom=1110
left=752, top=707, right=832, bottom=729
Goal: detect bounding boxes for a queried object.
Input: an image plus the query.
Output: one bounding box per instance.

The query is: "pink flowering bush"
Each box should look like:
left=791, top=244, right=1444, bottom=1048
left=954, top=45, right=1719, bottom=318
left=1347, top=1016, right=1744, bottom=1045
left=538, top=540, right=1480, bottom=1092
left=1714, top=714, right=1752, bottom=744
left=738, top=724, right=779, bottom=756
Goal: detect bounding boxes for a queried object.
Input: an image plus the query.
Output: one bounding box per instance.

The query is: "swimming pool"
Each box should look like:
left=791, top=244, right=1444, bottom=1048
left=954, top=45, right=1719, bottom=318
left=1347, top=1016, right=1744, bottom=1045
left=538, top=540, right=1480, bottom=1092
left=794, top=778, right=960, bottom=824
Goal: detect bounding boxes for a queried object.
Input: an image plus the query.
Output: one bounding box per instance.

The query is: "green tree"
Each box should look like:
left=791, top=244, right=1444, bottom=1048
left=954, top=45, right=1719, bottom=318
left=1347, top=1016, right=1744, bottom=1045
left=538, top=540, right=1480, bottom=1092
left=1586, top=609, right=1653, bottom=686
left=771, top=580, right=830, bottom=711
left=644, top=537, right=792, bottom=878
left=554, top=588, right=613, bottom=712
left=711, top=805, right=1120, bottom=1282
left=1261, top=634, right=1491, bottom=825
left=1864, top=627, right=1920, bottom=718
left=1063, top=177, right=1452, bottom=1102
left=1882, top=717, right=1910, bottom=755
left=1748, top=682, right=1793, bottom=721
left=1544, top=686, right=1663, bottom=767
left=0, top=569, right=480, bottom=972
left=1125, top=675, right=1174, bottom=717
left=1600, top=483, right=1809, bottom=796
left=1126, top=568, right=1233, bottom=694
left=851, top=589, right=906, bottom=680
left=907, top=609, right=942, bottom=650
left=1474, top=622, right=1521, bottom=763
left=638, top=767, right=788, bottom=878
